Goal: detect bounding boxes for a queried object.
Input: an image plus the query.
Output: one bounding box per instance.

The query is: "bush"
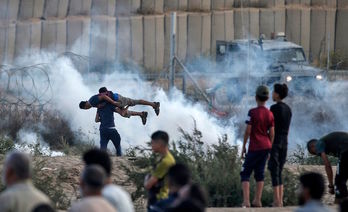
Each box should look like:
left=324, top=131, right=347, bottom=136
left=127, top=123, right=299, bottom=207
left=0, top=135, right=15, bottom=154
left=288, top=144, right=338, bottom=165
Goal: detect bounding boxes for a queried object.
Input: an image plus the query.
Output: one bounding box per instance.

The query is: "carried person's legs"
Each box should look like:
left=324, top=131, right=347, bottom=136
left=118, top=95, right=160, bottom=116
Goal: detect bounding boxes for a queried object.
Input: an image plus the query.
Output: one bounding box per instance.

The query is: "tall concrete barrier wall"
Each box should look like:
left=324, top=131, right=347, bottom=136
left=187, top=13, right=211, bottom=59
left=164, top=13, right=187, bottom=65
left=337, top=0, right=348, bottom=8
left=14, top=19, right=41, bottom=58
left=66, top=16, right=91, bottom=56
left=140, top=0, right=164, bottom=14
left=91, top=0, right=116, bottom=16
left=212, top=0, right=234, bottom=10
left=311, top=0, right=336, bottom=7
left=0, top=22, right=16, bottom=63
left=143, top=15, right=164, bottom=71
left=115, top=0, right=141, bottom=16
left=309, top=8, right=335, bottom=63
left=234, top=8, right=259, bottom=39
left=90, top=16, right=117, bottom=66
left=234, top=0, right=264, bottom=7
left=164, top=0, right=188, bottom=11
left=44, top=0, right=69, bottom=18
left=187, top=0, right=211, bottom=11
left=68, top=0, right=92, bottom=16
left=335, top=9, right=348, bottom=62
left=285, top=0, right=310, bottom=6
left=130, top=16, right=144, bottom=64
left=116, top=17, right=131, bottom=62
left=18, top=0, right=44, bottom=20
left=286, top=8, right=310, bottom=57
left=0, top=0, right=19, bottom=21
left=260, top=8, right=285, bottom=39
left=41, top=18, right=66, bottom=54
left=259, top=0, right=285, bottom=8
left=211, top=11, right=234, bottom=56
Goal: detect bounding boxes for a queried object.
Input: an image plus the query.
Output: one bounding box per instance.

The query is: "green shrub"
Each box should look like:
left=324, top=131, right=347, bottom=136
left=0, top=135, right=15, bottom=154
left=127, top=123, right=299, bottom=207
left=288, top=144, right=338, bottom=165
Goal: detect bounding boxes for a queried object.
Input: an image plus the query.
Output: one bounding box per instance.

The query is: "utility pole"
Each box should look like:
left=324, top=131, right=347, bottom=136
left=169, top=12, right=176, bottom=90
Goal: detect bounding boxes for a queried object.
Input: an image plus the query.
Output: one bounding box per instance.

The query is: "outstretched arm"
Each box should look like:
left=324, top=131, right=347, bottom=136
left=321, top=153, right=334, bottom=189
left=99, top=95, right=122, bottom=108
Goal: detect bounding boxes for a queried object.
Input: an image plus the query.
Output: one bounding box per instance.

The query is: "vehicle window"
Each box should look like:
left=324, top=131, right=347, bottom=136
left=266, top=48, right=306, bottom=63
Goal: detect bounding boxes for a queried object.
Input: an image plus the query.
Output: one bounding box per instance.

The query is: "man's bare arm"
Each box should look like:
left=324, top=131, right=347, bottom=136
left=99, top=95, right=122, bottom=108
left=269, top=126, right=275, bottom=144
left=242, top=125, right=251, bottom=158
left=95, top=112, right=100, bottom=123
left=144, top=176, right=158, bottom=190
left=321, top=152, right=334, bottom=187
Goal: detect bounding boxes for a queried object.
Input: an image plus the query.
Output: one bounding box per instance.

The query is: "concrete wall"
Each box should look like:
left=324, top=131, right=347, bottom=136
left=187, top=13, right=211, bottom=59
left=41, top=18, right=66, bottom=54
left=0, top=0, right=20, bottom=21
left=140, top=0, right=164, bottom=14
left=164, top=0, right=188, bottom=11
left=187, top=0, right=211, bottom=11
left=309, top=8, right=335, bottom=63
left=211, top=11, right=234, bottom=55
left=15, top=19, right=42, bottom=58
left=130, top=16, right=144, bottom=64
left=68, top=0, right=92, bottom=16
left=286, top=8, right=311, bottom=57
left=164, top=13, right=188, bottom=65
left=91, top=0, right=116, bottom=16
left=335, top=9, right=348, bottom=60
left=143, top=15, right=165, bottom=71
left=0, top=22, right=16, bottom=63
left=44, top=0, right=69, bottom=18
left=234, top=8, right=259, bottom=39
left=260, top=8, right=285, bottom=39
left=212, top=0, right=234, bottom=10
left=115, top=0, right=141, bottom=16
left=18, top=0, right=45, bottom=20
left=66, top=16, right=91, bottom=56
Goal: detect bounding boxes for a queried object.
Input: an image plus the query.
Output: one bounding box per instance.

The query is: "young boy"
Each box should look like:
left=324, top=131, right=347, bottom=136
left=79, top=87, right=160, bottom=115
left=268, top=83, right=292, bottom=207
left=241, top=85, right=275, bottom=208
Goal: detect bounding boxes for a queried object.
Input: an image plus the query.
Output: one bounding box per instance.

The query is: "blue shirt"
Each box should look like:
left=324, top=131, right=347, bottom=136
left=97, top=103, right=116, bottom=130
left=88, top=95, right=100, bottom=107
left=113, top=92, right=119, bottom=101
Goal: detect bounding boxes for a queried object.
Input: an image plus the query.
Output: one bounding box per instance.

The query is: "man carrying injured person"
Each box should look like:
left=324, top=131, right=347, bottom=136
left=307, top=131, right=348, bottom=203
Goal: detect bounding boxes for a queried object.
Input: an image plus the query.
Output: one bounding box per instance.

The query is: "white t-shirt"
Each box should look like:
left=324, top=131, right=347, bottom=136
left=102, top=184, right=135, bottom=212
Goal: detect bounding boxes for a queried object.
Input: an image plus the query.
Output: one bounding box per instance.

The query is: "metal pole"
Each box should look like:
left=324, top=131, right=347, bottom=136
left=169, top=12, right=177, bottom=90
left=327, top=30, right=330, bottom=71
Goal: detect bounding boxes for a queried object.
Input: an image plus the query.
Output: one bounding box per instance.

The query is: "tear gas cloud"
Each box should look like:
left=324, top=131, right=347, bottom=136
left=0, top=29, right=347, bottom=153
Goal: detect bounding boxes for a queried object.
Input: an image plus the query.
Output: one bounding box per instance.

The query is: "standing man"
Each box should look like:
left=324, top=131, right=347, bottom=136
left=268, top=83, right=292, bottom=207
left=144, top=131, right=176, bottom=210
left=95, top=102, right=123, bottom=156
left=307, top=131, right=348, bottom=202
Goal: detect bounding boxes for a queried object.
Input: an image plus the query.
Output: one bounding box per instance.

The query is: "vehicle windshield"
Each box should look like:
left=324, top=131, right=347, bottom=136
left=266, top=48, right=306, bottom=63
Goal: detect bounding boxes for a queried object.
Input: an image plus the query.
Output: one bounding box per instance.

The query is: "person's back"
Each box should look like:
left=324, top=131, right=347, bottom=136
left=0, top=151, right=51, bottom=212
left=270, top=101, right=292, bottom=143
left=248, top=106, right=274, bottom=151
left=0, top=180, right=51, bottom=212
left=102, top=184, right=134, bottom=212
left=98, top=103, right=116, bottom=130
left=69, top=196, right=116, bottom=212
left=296, top=200, right=332, bottom=212
left=318, top=132, right=348, bottom=157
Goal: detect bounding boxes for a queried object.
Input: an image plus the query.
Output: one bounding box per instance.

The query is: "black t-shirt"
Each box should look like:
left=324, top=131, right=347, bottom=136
left=316, top=132, right=348, bottom=157
left=270, top=102, right=292, bottom=146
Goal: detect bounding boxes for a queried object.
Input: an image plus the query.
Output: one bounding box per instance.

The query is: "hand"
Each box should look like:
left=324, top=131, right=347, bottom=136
left=328, top=185, right=335, bottom=195
left=241, top=147, right=246, bottom=159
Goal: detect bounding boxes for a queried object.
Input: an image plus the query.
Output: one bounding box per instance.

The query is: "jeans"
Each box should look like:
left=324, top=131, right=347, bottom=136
left=100, top=128, right=122, bottom=156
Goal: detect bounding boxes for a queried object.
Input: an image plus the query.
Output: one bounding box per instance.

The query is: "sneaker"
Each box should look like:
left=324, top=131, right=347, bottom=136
left=154, top=102, right=160, bottom=116
left=141, top=112, right=148, bottom=125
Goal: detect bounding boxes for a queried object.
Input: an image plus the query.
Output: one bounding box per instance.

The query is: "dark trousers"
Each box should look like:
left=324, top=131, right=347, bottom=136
left=100, top=128, right=122, bottom=156
left=268, top=143, right=288, bottom=187
left=240, top=149, right=270, bottom=182
left=335, top=151, right=348, bottom=198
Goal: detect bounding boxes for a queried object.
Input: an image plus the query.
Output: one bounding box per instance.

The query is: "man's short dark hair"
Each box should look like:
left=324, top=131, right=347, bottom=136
left=5, top=151, right=31, bottom=180
left=32, top=204, right=55, bottom=212
left=168, top=163, right=191, bottom=187
left=79, top=101, right=87, bottom=109
left=99, top=87, right=108, bottom=93
left=83, top=148, right=112, bottom=177
left=307, top=139, right=318, bottom=153
left=151, top=131, right=169, bottom=145
left=300, top=172, right=325, bottom=200
left=82, top=165, right=106, bottom=190
left=256, top=95, right=269, bottom=102
left=274, top=83, right=289, bottom=100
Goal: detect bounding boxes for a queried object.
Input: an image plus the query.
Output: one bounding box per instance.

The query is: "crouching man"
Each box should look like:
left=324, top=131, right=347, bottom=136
left=307, top=131, right=348, bottom=202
